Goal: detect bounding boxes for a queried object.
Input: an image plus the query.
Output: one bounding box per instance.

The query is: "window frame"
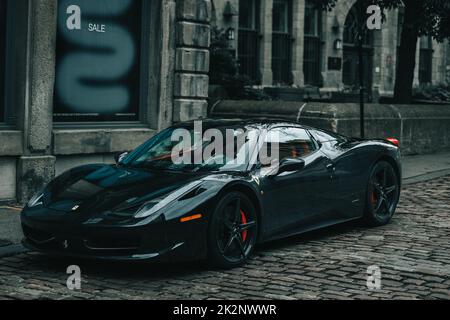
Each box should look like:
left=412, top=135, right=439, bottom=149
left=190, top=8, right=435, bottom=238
left=238, top=0, right=261, bottom=83
left=303, top=0, right=323, bottom=86
left=52, top=0, right=152, bottom=128
left=272, top=0, right=291, bottom=34
left=239, top=0, right=259, bottom=31
left=272, top=0, right=293, bottom=85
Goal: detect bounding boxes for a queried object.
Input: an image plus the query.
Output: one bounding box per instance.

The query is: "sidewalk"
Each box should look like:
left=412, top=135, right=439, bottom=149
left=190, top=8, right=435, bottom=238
left=0, top=151, right=449, bottom=254
left=402, top=152, right=450, bottom=185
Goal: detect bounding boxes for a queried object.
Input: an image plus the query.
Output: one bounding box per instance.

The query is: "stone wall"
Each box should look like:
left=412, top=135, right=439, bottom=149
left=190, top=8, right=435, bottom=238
left=210, top=100, right=450, bottom=155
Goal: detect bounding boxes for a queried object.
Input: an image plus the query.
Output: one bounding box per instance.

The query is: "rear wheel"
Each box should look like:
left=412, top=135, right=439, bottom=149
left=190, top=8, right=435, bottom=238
left=207, top=192, right=258, bottom=269
left=364, top=161, right=400, bottom=226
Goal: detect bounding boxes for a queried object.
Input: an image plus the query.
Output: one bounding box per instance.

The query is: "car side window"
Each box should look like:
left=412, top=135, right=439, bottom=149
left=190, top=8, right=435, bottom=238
left=311, top=129, right=347, bottom=144
left=263, top=127, right=317, bottom=162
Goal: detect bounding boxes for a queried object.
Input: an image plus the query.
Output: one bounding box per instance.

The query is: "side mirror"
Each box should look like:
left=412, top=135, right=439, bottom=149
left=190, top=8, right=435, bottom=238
left=114, top=152, right=129, bottom=164
left=275, top=158, right=305, bottom=176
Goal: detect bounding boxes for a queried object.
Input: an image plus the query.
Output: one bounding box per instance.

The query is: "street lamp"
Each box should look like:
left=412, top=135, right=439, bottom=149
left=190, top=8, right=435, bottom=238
left=227, top=27, right=236, bottom=41
left=334, top=39, right=343, bottom=50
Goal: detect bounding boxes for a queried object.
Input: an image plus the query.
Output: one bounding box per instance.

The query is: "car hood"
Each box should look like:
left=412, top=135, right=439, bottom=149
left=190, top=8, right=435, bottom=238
left=43, top=164, right=209, bottom=214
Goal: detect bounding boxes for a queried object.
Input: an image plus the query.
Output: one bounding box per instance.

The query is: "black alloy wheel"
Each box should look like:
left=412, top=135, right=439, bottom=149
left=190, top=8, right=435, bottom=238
left=208, top=192, right=258, bottom=268
left=364, top=161, right=400, bottom=226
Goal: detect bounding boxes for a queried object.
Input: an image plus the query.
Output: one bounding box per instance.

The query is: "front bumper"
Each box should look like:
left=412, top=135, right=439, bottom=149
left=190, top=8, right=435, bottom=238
left=21, top=208, right=208, bottom=263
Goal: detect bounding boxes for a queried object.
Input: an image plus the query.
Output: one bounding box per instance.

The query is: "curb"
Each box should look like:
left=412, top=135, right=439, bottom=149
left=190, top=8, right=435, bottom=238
left=403, top=169, right=450, bottom=185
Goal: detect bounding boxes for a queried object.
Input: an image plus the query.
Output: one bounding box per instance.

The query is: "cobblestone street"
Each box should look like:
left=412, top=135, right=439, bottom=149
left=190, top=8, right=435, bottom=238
left=0, top=176, right=449, bottom=300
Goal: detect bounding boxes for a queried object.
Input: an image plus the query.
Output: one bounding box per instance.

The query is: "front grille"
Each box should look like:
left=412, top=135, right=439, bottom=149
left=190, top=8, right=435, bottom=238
left=84, top=236, right=141, bottom=251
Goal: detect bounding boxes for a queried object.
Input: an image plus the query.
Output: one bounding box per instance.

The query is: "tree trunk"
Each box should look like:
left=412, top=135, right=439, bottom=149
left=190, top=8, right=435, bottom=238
left=393, top=2, right=421, bottom=104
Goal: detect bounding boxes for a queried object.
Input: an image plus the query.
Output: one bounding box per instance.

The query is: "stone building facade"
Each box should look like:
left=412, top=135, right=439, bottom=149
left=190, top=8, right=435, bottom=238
left=212, top=0, right=449, bottom=96
left=0, top=0, right=211, bottom=203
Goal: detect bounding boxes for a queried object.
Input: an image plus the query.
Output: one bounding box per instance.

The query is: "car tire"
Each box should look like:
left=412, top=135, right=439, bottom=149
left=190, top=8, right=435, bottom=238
left=207, top=191, right=258, bottom=269
left=363, top=161, right=400, bottom=227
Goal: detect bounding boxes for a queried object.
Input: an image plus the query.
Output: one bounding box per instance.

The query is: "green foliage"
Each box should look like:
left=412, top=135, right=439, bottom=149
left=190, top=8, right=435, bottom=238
left=209, top=27, right=270, bottom=100
left=209, top=27, right=249, bottom=98
left=323, top=0, right=450, bottom=41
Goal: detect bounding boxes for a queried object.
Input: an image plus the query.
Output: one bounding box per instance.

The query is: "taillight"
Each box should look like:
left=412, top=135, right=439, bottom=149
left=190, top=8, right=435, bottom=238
left=386, top=138, right=400, bottom=147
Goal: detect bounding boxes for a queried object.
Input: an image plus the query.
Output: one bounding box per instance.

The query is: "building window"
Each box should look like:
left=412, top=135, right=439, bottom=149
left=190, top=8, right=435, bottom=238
left=238, top=0, right=260, bottom=83
left=419, top=36, right=433, bottom=84
left=0, top=0, right=7, bottom=123
left=303, top=0, right=322, bottom=86
left=272, top=0, right=292, bottom=85
left=342, top=2, right=374, bottom=93
left=54, top=0, right=148, bottom=123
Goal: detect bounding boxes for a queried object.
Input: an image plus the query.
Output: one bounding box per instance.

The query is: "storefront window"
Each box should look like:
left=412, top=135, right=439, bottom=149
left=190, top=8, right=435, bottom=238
left=54, top=0, right=145, bottom=122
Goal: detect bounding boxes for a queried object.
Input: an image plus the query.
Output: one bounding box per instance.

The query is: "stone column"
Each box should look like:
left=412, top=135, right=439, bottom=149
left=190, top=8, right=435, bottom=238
left=413, top=38, right=420, bottom=86
left=322, top=9, right=344, bottom=92
left=373, top=10, right=398, bottom=97
left=259, top=0, right=273, bottom=86
left=431, top=40, right=445, bottom=84
left=18, top=0, right=57, bottom=203
left=173, top=0, right=211, bottom=122
left=446, top=41, right=450, bottom=84
left=290, top=0, right=305, bottom=87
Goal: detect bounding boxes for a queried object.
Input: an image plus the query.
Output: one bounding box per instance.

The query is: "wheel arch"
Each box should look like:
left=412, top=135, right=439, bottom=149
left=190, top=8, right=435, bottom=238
left=375, top=155, right=402, bottom=188
left=217, top=182, right=264, bottom=243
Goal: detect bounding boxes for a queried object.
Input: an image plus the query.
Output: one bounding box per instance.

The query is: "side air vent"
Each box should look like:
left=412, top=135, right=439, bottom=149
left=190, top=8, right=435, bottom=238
left=179, top=187, right=207, bottom=201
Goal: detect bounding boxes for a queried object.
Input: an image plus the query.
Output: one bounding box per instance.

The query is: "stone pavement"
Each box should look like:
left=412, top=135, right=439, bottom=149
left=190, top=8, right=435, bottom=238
left=0, top=175, right=449, bottom=300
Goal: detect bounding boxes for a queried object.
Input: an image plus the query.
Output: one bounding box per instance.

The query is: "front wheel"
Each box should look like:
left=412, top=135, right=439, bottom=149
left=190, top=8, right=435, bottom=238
left=207, top=192, right=258, bottom=269
left=363, top=161, right=400, bottom=226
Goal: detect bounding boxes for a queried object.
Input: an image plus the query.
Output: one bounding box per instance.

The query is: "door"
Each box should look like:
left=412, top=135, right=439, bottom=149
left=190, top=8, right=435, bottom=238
left=259, top=127, right=333, bottom=236
left=311, top=129, right=367, bottom=221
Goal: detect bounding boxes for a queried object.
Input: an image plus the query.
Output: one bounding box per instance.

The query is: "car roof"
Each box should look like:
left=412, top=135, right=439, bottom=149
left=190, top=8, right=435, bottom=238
left=173, top=118, right=313, bottom=130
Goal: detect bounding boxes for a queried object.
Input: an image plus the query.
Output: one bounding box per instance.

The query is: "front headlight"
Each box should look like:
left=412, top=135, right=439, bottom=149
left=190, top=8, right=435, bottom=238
left=134, top=181, right=203, bottom=219
left=27, top=191, right=44, bottom=208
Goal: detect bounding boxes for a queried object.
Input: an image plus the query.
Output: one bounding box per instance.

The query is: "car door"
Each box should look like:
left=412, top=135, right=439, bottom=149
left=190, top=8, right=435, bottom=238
left=259, top=126, right=333, bottom=237
left=311, top=129, right=365, bottom=220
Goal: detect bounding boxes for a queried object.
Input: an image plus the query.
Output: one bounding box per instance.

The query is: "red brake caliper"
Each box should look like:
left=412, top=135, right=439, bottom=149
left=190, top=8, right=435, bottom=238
left=371, top=191, right=377, bottom=206
left=240, top=210, right=248, bottom=242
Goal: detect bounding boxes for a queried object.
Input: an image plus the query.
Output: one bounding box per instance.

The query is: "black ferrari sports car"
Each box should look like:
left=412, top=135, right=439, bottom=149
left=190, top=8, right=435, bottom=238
left=21, top=119, right=401, bottom=268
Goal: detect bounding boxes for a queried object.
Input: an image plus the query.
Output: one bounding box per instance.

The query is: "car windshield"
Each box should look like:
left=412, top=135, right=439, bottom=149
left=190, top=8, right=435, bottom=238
left=121, top=124, right=259, bottom=173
